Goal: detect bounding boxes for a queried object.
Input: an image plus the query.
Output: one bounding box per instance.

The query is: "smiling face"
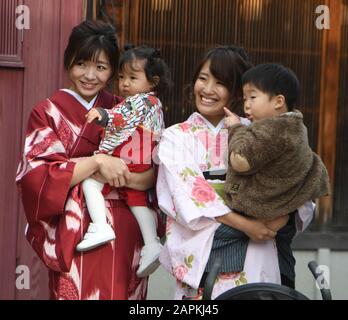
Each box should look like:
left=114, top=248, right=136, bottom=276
left=243, top=83, right=280, bottom=122
left=118, top=59, right=154, bottom=98
left=68, top=50, right=112, bottom=102
left=194, top=60, right=231, bottom=126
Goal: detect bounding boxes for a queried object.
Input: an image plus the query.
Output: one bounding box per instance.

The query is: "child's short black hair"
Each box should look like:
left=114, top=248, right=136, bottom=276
left=64, top=20, right=119, bottom=79
left=242, top=63, right=300, bottom=111
left=119, top=44, right=172, bottom=98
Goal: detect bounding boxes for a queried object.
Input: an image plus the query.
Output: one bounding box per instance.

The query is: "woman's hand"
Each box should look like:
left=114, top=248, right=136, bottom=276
left=216, top=211, right=276, bottom=242
left=263, top=215, right=289, bottom=232
left=243, top=218, right=277, bottom=242
left=95, top=154, right=131, bottom=187
left=126, top=168, right=155, bottom=191
left=90, top=171, right=108, bottom=184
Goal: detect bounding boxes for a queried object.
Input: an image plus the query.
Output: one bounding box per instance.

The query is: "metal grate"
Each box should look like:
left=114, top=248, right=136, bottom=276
left=123, top=0, right=323, bottom=150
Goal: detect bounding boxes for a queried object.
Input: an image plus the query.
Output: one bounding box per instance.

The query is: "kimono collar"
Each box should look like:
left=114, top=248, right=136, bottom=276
left=280, top=109, right=303, bottom=120
left=60, top=89, right=98, bottom=110
left=188, top=112, right=226, bottom=135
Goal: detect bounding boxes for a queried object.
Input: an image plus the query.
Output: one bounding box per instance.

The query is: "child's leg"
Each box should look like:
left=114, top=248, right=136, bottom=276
left=76, top=178, right=115, bottom=252
left=129, top=206, right=158, bottom=245
left=130, top=206, right=162, bottom=277
left=82, top=178, right=107, bottom=224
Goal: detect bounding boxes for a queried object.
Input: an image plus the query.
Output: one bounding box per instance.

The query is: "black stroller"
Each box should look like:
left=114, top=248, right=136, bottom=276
left=203, top=257, right=332, bottom=300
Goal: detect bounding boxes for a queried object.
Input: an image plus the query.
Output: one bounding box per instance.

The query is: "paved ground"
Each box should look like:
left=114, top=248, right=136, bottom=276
left=147, top=266, right=176, bottom=300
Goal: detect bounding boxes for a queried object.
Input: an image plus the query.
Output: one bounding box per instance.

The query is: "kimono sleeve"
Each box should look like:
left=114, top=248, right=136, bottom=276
left=99, top=93, right=152, bottom=153
left=16, top=107, right=76, bottom=223
left=228, top=120, right=286, bottom=174
left=295, top=201, right=315, bottom=236
left=157, top=127, right=230, bottom=231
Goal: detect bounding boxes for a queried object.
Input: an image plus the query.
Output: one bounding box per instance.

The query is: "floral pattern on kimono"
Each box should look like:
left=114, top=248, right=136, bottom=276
left=157, top=112, right=315, bottom=299
left=99, top=92, right=164, bottom=154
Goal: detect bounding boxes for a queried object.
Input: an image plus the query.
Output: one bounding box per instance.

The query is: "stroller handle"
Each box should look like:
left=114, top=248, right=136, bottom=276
left=308, top=261, right=332, bottom=300
left=202, top=256, right=222, bottom=300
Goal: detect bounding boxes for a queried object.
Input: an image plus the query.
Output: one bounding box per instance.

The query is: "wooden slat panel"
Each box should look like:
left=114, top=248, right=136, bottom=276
left=101, top=0, right=344, bottom=228
left=0, top=69, right=23, bottom=299
left=316, top=0, right=343, bottom=225
left=124, top=0, right=323, bottom=152
left=0, top=0, right=23, bottom=67
left=333, top=1, right=348, bottom=230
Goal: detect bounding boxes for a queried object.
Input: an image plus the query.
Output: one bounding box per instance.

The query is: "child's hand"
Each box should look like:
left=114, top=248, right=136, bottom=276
left=86, top=109, right=102, bottom=123
left=224, top=107, right=241, bottom=128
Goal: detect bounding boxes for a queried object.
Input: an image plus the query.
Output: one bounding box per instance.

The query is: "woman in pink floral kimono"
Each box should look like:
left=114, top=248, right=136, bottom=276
left=157, top=46, right=314, bottom=299
left=16, top=20, right=163, bottom=300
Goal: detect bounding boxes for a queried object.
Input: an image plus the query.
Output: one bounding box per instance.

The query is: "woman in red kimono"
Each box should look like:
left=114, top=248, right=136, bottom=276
left=16, top=20, right=161, bottom=300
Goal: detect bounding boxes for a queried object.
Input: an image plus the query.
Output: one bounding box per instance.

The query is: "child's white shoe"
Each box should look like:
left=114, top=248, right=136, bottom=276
left=76, top=223, right=115, bottom=252
left=136, top=239, right=163, bottom=278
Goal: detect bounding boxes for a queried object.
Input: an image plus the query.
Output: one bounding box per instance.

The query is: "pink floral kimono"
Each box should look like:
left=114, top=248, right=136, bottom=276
left=157, top=112, right=314, bottom=299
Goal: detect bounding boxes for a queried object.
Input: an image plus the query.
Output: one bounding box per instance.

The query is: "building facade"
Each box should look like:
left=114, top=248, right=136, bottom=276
left=0, top=0, right=347, bottom=299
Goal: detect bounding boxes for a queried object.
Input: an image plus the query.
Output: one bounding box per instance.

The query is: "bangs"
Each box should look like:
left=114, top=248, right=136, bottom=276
left=208, top=49, right=246, bottom=98
left=209, top=53, right=233, bottom=86
left=120, top=57, right=145, bottom=73
left=119, top=50, right=146, bottom=73
left=71, top=38, right=108, bottom=66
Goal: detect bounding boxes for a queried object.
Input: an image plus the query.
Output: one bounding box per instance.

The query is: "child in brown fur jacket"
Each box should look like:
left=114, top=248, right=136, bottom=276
left=224, top=63, right=330, bottom=223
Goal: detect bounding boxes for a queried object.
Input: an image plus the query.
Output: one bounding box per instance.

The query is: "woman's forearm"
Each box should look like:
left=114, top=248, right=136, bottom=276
left=263, top=215, right=289, bottom=232
left=126, top=167, right=155, bottom=191
left=216, top=211, right=277, bottom=241
left=215, top=211, right=249, bottom=233
left=70, top=155, right=99, bottom=187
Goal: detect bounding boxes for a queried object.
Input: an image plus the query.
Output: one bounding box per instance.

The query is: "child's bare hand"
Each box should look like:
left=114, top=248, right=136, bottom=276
left=224, top=107, right=241, bottom=128
left=86, top=109, right=102, bottom=123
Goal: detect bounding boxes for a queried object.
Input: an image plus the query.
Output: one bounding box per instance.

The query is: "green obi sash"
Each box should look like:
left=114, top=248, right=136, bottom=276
left=210, top=182, right=226, bottom=200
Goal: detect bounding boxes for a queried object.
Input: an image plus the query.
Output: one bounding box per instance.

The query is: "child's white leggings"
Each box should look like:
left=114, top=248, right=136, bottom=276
left=82, top=178, right=107, bottom=224
left=82, top=178, right=158, bottom=244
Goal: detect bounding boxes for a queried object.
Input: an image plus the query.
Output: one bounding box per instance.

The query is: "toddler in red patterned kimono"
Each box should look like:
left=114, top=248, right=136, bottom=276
left=77, top=45, right=172, bottom=277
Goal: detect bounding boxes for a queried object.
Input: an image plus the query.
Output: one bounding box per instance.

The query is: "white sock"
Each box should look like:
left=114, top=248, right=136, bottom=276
left=130, top=206, right=158, bottom=245
left=82, top=178, right=107, bottom=225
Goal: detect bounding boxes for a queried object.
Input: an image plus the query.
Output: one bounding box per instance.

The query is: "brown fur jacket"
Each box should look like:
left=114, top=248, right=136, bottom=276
left=224, top=110, right=330, bottom=220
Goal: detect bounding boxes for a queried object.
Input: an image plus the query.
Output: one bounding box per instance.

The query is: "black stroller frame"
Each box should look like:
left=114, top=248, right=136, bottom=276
left=203, top=257, right=332, bottom=300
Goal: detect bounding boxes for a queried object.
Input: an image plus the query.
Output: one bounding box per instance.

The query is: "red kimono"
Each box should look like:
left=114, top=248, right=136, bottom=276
left=16, top=90, right=159, bottom=300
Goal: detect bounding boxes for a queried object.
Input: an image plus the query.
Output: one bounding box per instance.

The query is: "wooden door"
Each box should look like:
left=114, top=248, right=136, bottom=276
left=0, top=0, right=25, bottom=300
left=0, top=0, right=84, bottom=299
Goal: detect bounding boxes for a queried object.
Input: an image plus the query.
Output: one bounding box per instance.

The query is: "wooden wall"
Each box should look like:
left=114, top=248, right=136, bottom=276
left=0, top=0, right=84, bottom=299
left=333, top=2, right=348, bottom=230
